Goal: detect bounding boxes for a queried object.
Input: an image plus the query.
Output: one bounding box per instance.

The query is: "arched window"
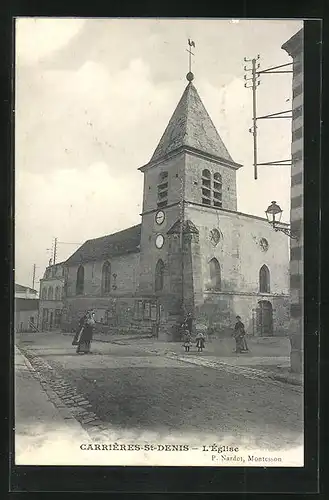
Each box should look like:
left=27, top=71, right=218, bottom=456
left=201, top=169, right=212, bottom=206
left=48, top=287, right=53, bottom=300
left=155, top=259, right=165, bottom=292
left=157, top=171, right=168, bottom=208
left=259, top=265, right=270, bottom=293
left=209, top=258, right=221, bottom=290
left=213, top=172, right=222, bottom=207
left=76, top=265, right=84, bottom=295
left=102, top=261, right=111, bottom=294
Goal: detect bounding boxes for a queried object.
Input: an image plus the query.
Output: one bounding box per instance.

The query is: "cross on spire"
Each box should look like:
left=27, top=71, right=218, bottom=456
left=186, top=39, right=195, bottom=82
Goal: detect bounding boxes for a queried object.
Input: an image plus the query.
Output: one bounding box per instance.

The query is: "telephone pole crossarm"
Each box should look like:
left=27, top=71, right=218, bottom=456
left=257, top=62, right=293, bottom=74
left=257, top=160, right=292, bottom=167
left=256, top=110, right=293, bottom=120
left=243, top=54, right=294, bottom=180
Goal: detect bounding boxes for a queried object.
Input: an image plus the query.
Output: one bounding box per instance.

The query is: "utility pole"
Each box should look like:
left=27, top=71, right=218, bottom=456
left=244, top=55, right=293, bottom=179
left=244, top=55, right=260, bottom=179
left=32, top=264, right=36, bottom=290
left=251, top=58, right=258, bottom=180
left=53, top=237, right=58, bottom=265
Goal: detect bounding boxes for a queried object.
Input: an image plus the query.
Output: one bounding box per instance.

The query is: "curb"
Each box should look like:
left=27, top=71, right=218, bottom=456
left=152, top=350, right=303, bottom=390
left=17, top=345, right=111, bottom=439
left=61, top=332, right=154, bottom=345
left=16, top=345, right=80, bottom=423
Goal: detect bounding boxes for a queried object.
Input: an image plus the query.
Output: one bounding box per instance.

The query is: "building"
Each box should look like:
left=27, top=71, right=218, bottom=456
left=15, top=283, right=38, bottom=299
left=62, top=73, right=290, bottom=340
left=15, top=284, right=39, bottom=332
left=282, top=29, right=304, bottom=373
left=39, top=262, right=65, bottom=331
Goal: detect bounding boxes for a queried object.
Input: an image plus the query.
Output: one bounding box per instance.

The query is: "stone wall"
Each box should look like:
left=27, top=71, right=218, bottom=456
left=65, top=252, right=140, bottom=298
left=61, top=294, right=157, bottom=336
left=185, top=153, right=238, bottom=211
left=282, top=29, right=304, bottom=373
left=141, top=153, right=184, bottom=212
left=193, top=292, right=290, bottom=338
left=185, top=204, right=290, bottom=295
left=138, top=204, right=182, bottom=295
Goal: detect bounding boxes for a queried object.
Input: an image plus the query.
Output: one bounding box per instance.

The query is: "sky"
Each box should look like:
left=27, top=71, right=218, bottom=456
left=15, top=18, right=303, bottom=291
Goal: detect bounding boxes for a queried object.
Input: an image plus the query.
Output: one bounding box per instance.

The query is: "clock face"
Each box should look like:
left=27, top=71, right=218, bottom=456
left=155, top=234, right=164, bottom=249
left=155, top=210, right=165, bottom=225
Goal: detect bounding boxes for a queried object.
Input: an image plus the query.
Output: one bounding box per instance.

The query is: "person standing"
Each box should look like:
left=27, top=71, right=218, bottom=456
left=185, top=312, right=193, bottom=335
left=76, top=310, right=96, bottom=354
left=195, top=331, right=205, bottom=352
left=72, top=313, right=87, bottom=346
left=233, top=316, right=247, bottom=353
left=183, top=330, right=192, bottom=352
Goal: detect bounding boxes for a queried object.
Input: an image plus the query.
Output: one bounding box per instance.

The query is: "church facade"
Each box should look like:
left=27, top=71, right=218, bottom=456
left=61, top=76, right=290, bottom=340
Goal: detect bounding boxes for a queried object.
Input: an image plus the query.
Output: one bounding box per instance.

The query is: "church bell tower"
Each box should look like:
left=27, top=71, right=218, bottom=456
left=137, top=67, right=242, bottom=338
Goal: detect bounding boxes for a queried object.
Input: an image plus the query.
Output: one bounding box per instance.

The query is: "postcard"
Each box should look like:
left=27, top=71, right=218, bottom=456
left=14, top=17, right=304, bottom=468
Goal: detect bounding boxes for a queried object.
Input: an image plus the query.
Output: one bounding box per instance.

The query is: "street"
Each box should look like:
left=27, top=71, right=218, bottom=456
left=15, top=331, right=304, bottom=466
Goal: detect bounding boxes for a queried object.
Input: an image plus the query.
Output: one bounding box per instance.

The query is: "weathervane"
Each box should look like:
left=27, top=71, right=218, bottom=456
left=186, top=39, right=195, bottom=82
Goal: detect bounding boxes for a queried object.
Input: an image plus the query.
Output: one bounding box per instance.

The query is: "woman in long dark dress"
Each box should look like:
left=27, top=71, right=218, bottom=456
left=233, top=316, right=247, bottom=353
left=72, top=314, right=87, bottom=346
left=76, top=310, right=95, bottom=354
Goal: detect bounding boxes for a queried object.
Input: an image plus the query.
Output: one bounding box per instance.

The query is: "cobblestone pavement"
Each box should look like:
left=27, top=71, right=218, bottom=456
left=17, top=332, right=303, bottom=454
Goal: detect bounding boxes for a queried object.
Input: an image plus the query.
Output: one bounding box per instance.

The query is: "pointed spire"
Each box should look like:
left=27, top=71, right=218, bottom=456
left=150, top=81, right=234, bottom=164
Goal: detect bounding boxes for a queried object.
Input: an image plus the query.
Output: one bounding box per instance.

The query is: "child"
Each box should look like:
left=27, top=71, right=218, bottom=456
left=183, top=330, right=192, bottom=352
left=196, top=331, right=206, bottom=352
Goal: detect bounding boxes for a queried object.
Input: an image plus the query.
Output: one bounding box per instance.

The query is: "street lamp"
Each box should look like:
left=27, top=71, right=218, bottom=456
left=265, top=201, right=299, bottom=240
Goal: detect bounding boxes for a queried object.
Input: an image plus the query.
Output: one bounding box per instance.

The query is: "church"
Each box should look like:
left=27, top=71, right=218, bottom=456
left=61, top=72, right=290, bottom=340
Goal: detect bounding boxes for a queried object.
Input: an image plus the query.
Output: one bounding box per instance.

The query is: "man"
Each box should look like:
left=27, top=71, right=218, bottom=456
left=233, top=316, right=248, bottom=353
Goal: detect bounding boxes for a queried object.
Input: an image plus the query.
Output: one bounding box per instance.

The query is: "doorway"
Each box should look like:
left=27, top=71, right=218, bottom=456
left=256, top=300, right=273, bottom=336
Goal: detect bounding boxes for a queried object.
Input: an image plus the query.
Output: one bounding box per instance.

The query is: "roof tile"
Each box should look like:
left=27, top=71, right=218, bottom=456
left=151, top=82, right=234, bottom=163
left=65, top=224, right=141, bottom=266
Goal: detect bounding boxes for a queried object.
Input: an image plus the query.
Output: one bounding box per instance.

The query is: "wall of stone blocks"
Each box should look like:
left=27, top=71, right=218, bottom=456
left=185, top=204, right=290, bottom=296
left=138, top=203, right=182, bottom=294
left=65, top=252, right=140, bottom=298
left=282, top=28, right=304, bottom=372
left=193, top=292, right=290, bottom=337
left=185, top=153, right=238, bottom=211
left=141, top=153, right=184, bottom=212
left=62, top=295, right=156, bottom=336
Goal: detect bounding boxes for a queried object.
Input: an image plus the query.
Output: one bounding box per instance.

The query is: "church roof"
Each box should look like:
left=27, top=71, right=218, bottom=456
left=150, top=81, right=234, bottom=164
left=65, top=224, right=141, bottom=266
left=167, top=219, right=199, bottom=235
